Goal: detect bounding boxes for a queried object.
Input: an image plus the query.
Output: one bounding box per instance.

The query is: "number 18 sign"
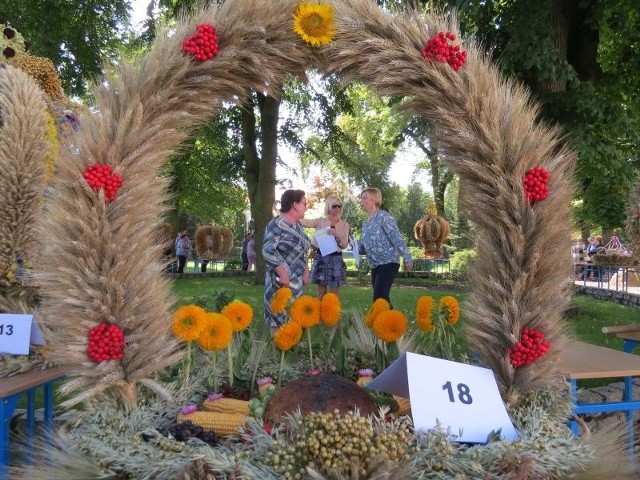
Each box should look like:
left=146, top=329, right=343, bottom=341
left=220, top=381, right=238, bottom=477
left=366, top=352, right=519, bottom=443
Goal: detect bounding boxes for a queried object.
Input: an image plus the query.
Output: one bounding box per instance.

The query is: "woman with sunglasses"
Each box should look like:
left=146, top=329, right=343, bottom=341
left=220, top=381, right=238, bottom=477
left=300, top=195, right=350, bottom=299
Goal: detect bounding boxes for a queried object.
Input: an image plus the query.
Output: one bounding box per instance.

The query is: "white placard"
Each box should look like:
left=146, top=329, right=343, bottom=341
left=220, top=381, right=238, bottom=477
left=367, top=352, right=519, bottom=443
left=314, top=227, right=339, bottom=257
left=0, top=314, right=45, bottom=355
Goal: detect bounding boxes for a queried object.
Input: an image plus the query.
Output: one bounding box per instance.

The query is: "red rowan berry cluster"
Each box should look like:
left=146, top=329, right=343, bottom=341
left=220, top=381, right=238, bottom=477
left=87, top=323, right=125, bottom=363
left=83, top=164, right=123, bottom=202
left=182, top=23, right=219, bottom=61
left=523, top=167, right=550, bottom=203
left=508, top=327, right=550, bottom=368
left=420, top=32, right=467, bottom=71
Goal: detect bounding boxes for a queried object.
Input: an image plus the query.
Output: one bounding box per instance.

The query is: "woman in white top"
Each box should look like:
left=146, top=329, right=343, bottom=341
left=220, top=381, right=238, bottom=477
left=300, top=196, right=350, bottom=298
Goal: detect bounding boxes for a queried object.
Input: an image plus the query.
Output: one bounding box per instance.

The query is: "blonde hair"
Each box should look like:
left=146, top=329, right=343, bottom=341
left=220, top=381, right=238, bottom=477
left=361, top=187, right=382, bottom=208
left=324, top=195, right=343, bottom=215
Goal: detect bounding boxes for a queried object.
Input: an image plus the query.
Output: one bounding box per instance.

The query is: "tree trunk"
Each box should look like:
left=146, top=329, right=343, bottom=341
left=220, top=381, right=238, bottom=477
left=243, top=91, right=280, bottom=285
left=456, top=177, right=474, bottom=249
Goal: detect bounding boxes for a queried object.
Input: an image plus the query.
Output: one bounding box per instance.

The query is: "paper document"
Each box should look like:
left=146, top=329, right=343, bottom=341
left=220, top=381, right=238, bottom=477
left=314, top=227, right=339, bottom=257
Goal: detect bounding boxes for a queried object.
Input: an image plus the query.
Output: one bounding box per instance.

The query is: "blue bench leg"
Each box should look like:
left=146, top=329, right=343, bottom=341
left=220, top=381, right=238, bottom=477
left=568, top=379, right=580, bottom=435
left=623, top=339, right=639, bottom=354
left=1, top=394, right=21, bottom=479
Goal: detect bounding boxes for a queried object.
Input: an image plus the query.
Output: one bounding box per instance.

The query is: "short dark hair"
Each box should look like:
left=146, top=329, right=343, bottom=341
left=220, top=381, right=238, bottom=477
left=280, top=189, right=305, bottom=213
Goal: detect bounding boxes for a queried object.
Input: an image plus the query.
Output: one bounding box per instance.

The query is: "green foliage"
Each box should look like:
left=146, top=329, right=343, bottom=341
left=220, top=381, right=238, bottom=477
left=1, top=0, right=131, bottom=97
left=449, top=248, right=477, bottom=274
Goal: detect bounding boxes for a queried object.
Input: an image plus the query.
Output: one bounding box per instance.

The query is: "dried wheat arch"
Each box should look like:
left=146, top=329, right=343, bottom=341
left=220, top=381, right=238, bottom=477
left=39, top=0, right=574, bottom=406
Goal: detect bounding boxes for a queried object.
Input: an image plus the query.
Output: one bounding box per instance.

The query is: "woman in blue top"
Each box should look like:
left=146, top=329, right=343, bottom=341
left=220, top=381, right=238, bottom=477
left=360, top=187, right=412, bottom=306
left=262, top=189, right=311, bottom=328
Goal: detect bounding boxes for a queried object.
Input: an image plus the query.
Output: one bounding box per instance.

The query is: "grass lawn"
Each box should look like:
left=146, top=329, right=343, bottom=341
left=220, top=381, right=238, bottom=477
left=173, top=276, right=639, bottom=347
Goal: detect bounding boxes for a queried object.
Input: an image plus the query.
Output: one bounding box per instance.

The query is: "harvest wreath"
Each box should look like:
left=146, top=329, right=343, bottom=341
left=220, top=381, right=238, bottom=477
left=6, top=0, right=634, bottom=478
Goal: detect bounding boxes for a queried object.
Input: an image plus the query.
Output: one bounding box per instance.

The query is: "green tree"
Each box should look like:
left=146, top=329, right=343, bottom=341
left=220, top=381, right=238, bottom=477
left=1, top=0, right=132, bottom=97
left=396, top=182, right=433, bottom=247
left=454, top=0, right=640, bottom=236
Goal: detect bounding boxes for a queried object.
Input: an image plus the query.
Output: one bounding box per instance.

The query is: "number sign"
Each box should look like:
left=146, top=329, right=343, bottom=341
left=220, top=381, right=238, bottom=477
left=0, top=314, right=45, bottom=355
left=366, top=352, right=519, bottom=443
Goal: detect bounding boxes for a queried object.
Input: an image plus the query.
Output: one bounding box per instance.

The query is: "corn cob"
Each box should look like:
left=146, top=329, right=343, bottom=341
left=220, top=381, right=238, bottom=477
left=177, top=411, right=247, bottom=436
left=393, top=395, right=411, bottom=415
left=202, top=397, right=250, bottom=415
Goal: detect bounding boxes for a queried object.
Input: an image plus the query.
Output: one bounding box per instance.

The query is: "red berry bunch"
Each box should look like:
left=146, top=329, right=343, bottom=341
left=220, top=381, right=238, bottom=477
left=83, top=164, right=123, bottom=202
left=182, top=23, right=219, bottom=61
left=523, top=167, right=550, bottom=204
left=508, top=327, right=550, bottom=368
left=420, top=32, right=467, bottom=71
left=87, top=323, right=125, bottom=363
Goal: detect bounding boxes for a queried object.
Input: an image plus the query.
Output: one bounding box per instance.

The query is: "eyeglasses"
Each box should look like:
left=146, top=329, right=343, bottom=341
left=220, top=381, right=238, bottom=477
left=331, top=204, right=342, bottom=209
left=298, top=201, right=307, bottom=207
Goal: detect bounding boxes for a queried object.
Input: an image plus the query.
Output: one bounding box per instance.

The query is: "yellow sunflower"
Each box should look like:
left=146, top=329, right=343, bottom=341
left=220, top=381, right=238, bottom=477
left=270, top=287, right=293, bottom=314
left=292, top=2, right=336, bottom=47
left=440, top=296, right=460, bottom=326
left=196, top=313, right=233, bottom=351
left=364, top=298, right=390, bottom=328
left=221, top=300, right=254, bottom=332
left=290, top=295, right=321, bottom=328
left=320, top=292, right=341, bottom=327
left=372, top=310, right=408, bottom=343
left=273, top=321, right=303, bottom=351
left=172, top=305, right=208, bottom=341
left=416, top=296, right=435, bottom=332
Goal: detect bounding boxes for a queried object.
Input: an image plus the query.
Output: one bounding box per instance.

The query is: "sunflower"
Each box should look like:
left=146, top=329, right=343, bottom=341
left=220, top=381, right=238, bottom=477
left=270, top=287, right=293, bottom=314
left=221, top=300, right=253, bottom=332
left=290, top=295, right=321, bottom=328
left=172, top=305, right=208, bottom=341
left=292, top=2, right=336, bottom=47
left=372, top=310, right=408, bottom=343
left=440, top=296, right=460, bottom=325
left=416, top=296, right=435, bottom=332
left=320, top=292, right=341, bottom=327
left=273, top=321, right=303, bottom=351
left=196, top=313, right=233, bottom=351
left=364, top=298, right=390, bottom=328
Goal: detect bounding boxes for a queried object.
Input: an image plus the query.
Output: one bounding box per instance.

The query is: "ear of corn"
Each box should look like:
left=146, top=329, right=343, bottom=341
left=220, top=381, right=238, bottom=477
left=393, top=395, right=411, bottom=415
left=202, top=397, right=250, bottom=415
left=177, top=411, right=247, bottom=436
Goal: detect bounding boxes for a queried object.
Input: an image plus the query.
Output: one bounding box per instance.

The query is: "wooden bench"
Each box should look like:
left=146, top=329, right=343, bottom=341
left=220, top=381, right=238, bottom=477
left=559, top=340, right=640, bottom=451
left=602, top=324, right=640, bottom=353
left=0, top=366, right=65, bottom=477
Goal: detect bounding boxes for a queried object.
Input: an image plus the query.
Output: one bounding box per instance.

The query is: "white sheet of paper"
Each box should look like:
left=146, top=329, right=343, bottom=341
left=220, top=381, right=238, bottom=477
left=314, top=227, right=339, bottom=257
left=367, top=352, right=519, bottom=443
left=30, top=316, right=46, bottom=345
left=350, top=235, right=360, bottom=267
left=0, top=314, right=35, bottom=355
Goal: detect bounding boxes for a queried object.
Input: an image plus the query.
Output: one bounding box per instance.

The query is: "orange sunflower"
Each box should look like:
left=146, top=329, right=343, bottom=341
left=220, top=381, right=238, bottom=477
left=273, top=321, right=303, bottom=351
left=364, top=298, right=390, bottom=328
left=221, top=300, right=253, bottom=332
left=196, top=313, right=233, bottom=351
left=270, top=287, right=293, bottom=314
left=372, top=310, right=408, bottom=343
left=440, top=296, right=460, bottom=325
left=290, top=295, right=321, bottom=328
left=320, top=292, right=341, bottom=327
left=172, top=305, right=208, bottom=341
left=416, top=296, right=435, bottom=332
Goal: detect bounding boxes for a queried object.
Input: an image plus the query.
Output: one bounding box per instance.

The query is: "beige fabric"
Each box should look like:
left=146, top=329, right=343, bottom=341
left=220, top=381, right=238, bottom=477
left=300, top=217, right=350, bottom=251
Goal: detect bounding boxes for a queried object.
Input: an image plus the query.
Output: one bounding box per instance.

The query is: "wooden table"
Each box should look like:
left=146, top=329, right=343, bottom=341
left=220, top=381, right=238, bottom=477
left=0, top=367, right=65, bottom=476
left=559, top=340, right=640, bottom=451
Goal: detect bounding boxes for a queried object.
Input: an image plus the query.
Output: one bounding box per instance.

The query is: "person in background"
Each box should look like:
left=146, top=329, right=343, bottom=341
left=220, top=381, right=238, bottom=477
left=359, top=187, right=412, bottom=306
left=262, top=189, right=311, bottom=330
left=300, top=195, right=350, bottom=298
left=191, top=245, right=201, bottom=273
left=241, top=232, right=251, bottom=271
left=246, top=233, right=256, bottom=272
left=175, top=232, right=191, bottom=274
